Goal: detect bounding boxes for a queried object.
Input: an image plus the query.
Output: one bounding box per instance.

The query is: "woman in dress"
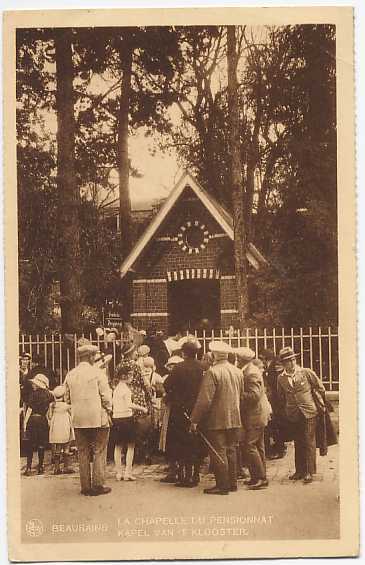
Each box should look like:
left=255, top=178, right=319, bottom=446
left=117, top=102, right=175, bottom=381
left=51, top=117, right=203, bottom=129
left=117, top=342, right=153, bottom=463
left=23, top=374, right=54, bottom=475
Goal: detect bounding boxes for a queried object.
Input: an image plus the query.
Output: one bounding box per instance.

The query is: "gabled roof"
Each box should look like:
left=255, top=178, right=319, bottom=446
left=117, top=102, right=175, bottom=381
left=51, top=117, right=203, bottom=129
left=120, top=171, right=267, bottom=278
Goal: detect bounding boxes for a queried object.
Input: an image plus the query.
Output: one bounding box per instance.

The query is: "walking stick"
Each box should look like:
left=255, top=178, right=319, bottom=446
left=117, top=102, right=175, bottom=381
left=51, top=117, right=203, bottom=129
left=183, top=411, right=225, bottom=465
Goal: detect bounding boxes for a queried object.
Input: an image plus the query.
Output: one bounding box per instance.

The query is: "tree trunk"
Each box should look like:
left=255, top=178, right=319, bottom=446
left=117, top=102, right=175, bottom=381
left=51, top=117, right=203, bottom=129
left=118, top=36, right=133, bottom=258
left=118, top=35, right=133, bottom=320
left=55, top=28, right=82, bottom=333
left=227, top=26, right=249, bottom=328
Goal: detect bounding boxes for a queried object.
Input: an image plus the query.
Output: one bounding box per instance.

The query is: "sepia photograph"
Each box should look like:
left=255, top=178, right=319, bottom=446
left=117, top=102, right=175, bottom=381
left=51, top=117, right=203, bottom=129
left=4, top=6, right=358, bottom=562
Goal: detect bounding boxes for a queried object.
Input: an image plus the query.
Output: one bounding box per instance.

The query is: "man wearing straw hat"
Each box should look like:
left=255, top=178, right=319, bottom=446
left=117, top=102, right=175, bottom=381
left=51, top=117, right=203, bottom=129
left=190, top=341, right=244, bottom=495
left=64, top=338, right=113, bottom=496
left=277, top=346, right=326, bottom=484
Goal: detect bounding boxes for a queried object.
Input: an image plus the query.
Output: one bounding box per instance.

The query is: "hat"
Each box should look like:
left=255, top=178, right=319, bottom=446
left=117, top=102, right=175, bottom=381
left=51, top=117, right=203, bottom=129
left=77, top=338, right=98, bottom=354
left=53, top=385, right=65, bottom=398
left=279, top=346, right=298, bottom=362
left=30, top=373, right=49, bottom=389
left=178, top=335, right=202, bottom=350
left=20, top=353, right=31, bottom=360
left=234, top=347, right=256, bottom=361
left=143, top=356, right=155, bottom=369
left=164, top=338, right=181, bottom=353
left=137, top=345, right=150, bottom=357
left=208, top=341, right=232, bottom=354
left=165, top=355, right=184, bottom=368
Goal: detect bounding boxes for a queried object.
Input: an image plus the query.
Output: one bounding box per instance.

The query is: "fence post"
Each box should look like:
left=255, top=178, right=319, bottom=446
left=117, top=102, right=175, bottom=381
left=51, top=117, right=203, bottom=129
left=272, top=327, right=276, bottom=355
left=309, top=326, right=313, bottom=370
left=299, top=327, right=304, bottom=366
left=43, top=333, right=47, bottom=368
left=328, top=326, right=332, bottom=389
left=318, top=326, right=323, bottom=380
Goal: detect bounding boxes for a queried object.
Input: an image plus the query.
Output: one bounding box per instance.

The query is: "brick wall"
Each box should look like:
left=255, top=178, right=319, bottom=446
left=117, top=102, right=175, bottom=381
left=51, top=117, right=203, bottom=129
left=220, top=277, right=237, bottom=310
left=133, top=281, right=167, bottom=313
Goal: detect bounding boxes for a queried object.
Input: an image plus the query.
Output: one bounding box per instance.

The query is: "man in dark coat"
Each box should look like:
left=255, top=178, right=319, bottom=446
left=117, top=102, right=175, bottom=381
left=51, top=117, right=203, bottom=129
left=163, top=338, right=204, bottom=487
left=260, top=350, right=287, bottom=459
left=277, top=346, right=326, bottom=484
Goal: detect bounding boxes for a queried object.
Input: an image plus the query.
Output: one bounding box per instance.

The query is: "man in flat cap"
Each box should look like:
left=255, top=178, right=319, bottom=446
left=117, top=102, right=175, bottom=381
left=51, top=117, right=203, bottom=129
left=277, top=346, right=326, bottom=484
left=64, top=338, right=113, bottom=496
left=190, top=341, right=244, bottom=495
left=236, top=347, right=271, bottom=490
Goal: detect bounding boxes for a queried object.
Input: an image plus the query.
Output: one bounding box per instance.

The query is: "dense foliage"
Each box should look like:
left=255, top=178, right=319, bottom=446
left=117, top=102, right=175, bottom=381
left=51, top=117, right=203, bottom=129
left=16, top=24, right=337, bottom=331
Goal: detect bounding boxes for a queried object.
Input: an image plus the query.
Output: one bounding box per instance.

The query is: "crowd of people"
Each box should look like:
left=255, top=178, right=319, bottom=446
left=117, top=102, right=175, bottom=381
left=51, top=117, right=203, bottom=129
left=19, top=329, right=336, bottom=497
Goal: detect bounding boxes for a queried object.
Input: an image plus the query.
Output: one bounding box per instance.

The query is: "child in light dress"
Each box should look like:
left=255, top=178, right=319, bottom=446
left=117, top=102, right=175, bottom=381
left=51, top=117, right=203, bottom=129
left=112, top=361, right=148, bottom=481
left=48, top=385, right=75, bottom=475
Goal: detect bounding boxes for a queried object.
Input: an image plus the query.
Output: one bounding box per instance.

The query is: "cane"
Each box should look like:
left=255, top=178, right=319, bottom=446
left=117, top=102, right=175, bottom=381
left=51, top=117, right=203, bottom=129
left=183, top=411, right=225, bottom=465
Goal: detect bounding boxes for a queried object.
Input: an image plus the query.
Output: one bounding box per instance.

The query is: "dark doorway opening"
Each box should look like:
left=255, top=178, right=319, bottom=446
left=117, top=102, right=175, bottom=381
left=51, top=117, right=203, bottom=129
left=168, top=279, right=220, bottom=334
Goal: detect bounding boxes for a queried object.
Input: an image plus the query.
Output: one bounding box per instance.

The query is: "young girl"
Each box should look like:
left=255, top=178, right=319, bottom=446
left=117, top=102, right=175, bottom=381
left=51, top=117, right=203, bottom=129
left=48, top=385, right=75, bottom=475
left=112, top=361, right=148, bottom=481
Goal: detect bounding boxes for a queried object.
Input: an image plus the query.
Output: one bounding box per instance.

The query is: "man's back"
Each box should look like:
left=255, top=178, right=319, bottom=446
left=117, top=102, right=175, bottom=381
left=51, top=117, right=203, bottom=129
left=65, top=362, right=112, bottom=428
left=191, top=360, right=244, bottom=430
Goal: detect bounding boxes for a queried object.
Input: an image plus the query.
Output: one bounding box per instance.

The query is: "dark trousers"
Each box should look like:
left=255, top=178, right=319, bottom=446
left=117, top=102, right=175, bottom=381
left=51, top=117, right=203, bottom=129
left=206, top=429, right=239, bottom=491
left=74, top=427, right=110, bottom=492
left=264, top=416, right=286, bottom=455
left=245, top=426, right=266, bottom=481
left=293, top=415, right=317, bottom=476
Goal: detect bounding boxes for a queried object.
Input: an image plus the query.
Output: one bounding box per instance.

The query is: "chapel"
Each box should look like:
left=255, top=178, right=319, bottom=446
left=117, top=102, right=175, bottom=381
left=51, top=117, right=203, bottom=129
left=120, top=171, right=267, bottom=333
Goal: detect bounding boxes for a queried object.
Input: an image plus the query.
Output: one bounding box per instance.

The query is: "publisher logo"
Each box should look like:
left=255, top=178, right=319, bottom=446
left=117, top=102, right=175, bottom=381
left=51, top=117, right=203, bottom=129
left=25, top=518, right=44, bottom=537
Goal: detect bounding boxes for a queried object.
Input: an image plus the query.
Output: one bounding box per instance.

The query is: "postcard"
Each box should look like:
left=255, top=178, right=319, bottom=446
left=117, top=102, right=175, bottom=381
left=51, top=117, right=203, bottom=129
left=4, top=6, right=358, bottom=561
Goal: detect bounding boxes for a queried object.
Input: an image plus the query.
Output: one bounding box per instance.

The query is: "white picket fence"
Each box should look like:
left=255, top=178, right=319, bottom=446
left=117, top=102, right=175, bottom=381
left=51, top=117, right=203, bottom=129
left=19, top=327, right=339, bottom=391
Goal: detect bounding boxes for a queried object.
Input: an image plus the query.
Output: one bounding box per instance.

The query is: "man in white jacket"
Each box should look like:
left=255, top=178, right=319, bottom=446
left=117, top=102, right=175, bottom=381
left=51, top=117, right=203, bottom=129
left=64, top=338, right=113, bottom=496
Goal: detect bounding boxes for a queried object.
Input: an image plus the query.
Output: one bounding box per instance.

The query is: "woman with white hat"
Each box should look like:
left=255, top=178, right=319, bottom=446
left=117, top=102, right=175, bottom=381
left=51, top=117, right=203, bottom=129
left=23, top=374, right=54, bottom=476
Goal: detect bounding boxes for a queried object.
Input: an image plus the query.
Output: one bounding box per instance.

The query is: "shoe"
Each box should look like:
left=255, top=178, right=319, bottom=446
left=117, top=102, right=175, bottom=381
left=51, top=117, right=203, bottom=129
left=37, top=466, right=44, bottom=475
left=243, top=478, right=256, bottom=486
left=175, top=480, right=197, bottom=488
left=116, top=473, right=123, bottom=481
left=89, top=486, right=112, bottom=496
left=124, top=475, right=137, bottom=481
left=237, top=471, right=250, bottom=479
left=303, top=473, right=313, bottom=484
left=23, top=468, right=32, bottom=476
left=230, top=485, right=238, bottom=492
left=203, top=486, right=229, bottom=495
left=289, top=472, right=303, bottom=480
left=160, top=475, right=177, bottom=483
left=248, top=479, right=269, bottom=490
left=80, top=489, right=92, bottom=496
left=267, top=453, right=282, bottom=460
